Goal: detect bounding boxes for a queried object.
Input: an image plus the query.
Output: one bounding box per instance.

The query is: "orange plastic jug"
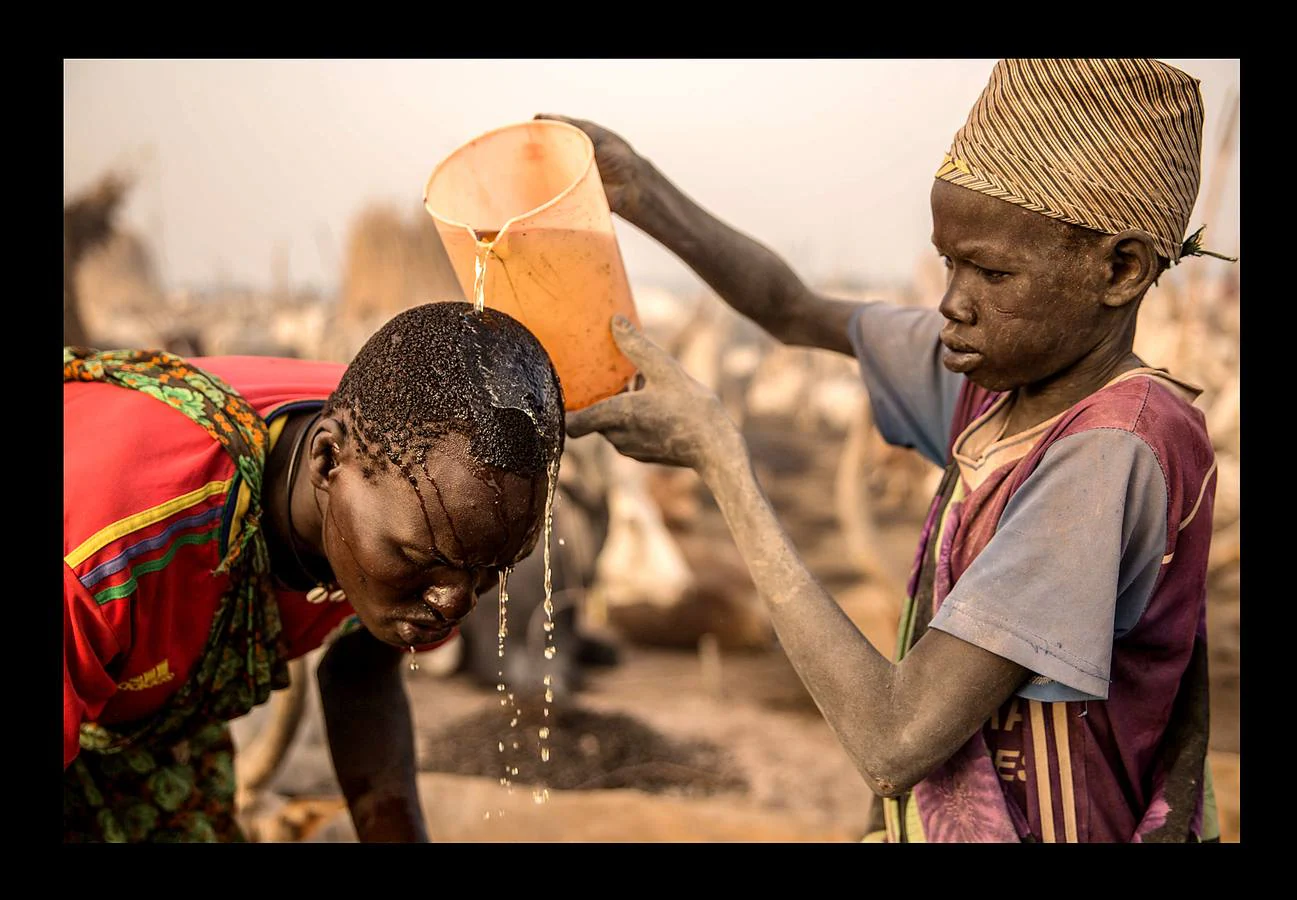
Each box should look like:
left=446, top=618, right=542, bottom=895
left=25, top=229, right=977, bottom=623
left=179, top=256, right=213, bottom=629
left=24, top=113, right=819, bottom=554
left=424, top=119, right=641, bottom=411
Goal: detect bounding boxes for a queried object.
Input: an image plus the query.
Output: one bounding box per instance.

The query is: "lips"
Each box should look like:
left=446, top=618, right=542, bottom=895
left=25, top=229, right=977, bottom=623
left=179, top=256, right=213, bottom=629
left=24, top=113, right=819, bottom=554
left=396, top=619, right=452, bottom=646
left=939, top=327, right=977, bottom=354
left=939, top=330, right=982, bottom=373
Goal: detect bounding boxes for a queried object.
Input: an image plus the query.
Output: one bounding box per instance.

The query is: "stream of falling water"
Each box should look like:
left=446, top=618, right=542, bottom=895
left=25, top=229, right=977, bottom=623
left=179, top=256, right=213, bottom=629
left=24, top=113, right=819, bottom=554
left=485, top=457, right=560, bottom=817
left=491, top=564, right=513, bottom=819
left=470, top=225, right=560, bottom=816
left=471, top=228, right=502, bottom=314
left=532, top=455, right=561, bottom=805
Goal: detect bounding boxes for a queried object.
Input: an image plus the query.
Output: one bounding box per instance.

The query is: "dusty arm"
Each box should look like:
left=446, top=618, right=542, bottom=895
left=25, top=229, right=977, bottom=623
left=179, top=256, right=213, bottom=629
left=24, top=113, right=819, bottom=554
left=568, top=319, right=1030, bottom=795
left=317, top=627, right=428, bottom=841
left=538, top=114, right=864, bottom=355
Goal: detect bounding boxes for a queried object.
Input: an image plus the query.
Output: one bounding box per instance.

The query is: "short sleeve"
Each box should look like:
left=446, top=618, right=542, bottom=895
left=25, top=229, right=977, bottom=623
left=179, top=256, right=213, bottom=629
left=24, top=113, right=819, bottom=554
left=847, top=302, right=963, bottom=468
left=928, top=429, right=1168, bottom=700
left=64, top=564, right=123, bottom=768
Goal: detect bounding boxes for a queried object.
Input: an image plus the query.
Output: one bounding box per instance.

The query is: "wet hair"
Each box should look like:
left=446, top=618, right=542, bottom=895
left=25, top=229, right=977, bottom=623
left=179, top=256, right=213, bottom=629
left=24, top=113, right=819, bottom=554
left=323, top=301, right=565, bottom=482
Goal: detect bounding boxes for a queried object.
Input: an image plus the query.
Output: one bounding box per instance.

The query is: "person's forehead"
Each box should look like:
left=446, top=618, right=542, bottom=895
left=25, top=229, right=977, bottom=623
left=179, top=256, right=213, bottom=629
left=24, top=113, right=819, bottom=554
left=359, top=451, right=541, bottom=556
left=931, top=181, right=1079, bottom=258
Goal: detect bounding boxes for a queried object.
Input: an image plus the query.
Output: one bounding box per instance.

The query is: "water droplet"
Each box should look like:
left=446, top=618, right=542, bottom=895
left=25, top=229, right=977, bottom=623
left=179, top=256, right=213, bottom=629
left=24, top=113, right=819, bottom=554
left=512, top=741, right=519, bottom=750
left=544, top=646, right=556, bottom=659
left=540, top=747, right=550, bottom=762
left=408, top=646, right=419, bottom=671
left=498, top=741, right=504, bottom=753
left=510, top=717, right=518, bottom=727
left=558, top=537, right=565, bottom=547
left=539, top=727, right=550, bottom=740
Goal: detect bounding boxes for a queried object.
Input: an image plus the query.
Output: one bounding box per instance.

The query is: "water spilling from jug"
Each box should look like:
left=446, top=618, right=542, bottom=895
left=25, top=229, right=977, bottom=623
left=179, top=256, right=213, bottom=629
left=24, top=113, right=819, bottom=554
left=425, top=118, right=643, bottom=411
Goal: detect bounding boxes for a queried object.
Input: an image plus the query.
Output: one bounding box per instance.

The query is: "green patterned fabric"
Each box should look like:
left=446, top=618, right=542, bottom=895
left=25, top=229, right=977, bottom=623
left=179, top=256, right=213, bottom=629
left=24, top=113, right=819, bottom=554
left=64, top=722, right=246, bottom=843
left=63, top=347, right=291, bottom=842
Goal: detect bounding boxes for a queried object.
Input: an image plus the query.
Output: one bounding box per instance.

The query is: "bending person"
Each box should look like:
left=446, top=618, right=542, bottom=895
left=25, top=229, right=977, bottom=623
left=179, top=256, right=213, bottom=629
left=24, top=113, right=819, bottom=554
left=64, top=301, right=564, bottom=842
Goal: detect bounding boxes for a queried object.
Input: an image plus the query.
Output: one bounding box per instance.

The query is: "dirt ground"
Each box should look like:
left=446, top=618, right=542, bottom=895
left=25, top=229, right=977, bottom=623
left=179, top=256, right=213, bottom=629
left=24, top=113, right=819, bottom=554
left=234, top=415, right=1241, bottom=844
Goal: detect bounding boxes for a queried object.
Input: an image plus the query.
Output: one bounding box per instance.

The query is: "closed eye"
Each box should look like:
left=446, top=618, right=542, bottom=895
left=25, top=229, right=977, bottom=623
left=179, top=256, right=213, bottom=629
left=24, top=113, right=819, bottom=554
left=401, top=546, right=447, bottom=570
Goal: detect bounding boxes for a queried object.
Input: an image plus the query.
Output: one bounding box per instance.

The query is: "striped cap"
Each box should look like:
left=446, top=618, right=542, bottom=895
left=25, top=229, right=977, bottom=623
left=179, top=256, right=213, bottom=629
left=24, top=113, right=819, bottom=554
left=936, top=59, right=1205, bottom=263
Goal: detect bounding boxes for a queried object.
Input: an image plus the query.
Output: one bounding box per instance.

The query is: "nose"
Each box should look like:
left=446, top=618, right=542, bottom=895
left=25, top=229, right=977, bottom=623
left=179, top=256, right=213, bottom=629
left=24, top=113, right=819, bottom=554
left=421, top=575, right=478, bottom=624
left=938, top=271, right=976, bottom=325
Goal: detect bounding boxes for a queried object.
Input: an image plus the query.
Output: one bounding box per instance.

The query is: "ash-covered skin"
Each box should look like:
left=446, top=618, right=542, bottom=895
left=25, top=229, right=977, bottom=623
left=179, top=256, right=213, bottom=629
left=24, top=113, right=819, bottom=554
left=929, top=179, right=1161, bottom=434
left=323, top=301, right=565, bottom=482
left=556, top=111, right=1172, bottom=802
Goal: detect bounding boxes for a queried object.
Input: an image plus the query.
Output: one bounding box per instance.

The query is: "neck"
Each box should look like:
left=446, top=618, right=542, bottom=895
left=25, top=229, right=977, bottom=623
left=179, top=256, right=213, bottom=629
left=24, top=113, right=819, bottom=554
left=1008, top=344, right=1143, bottom=435
left=264, top=410, right=332, bottom=591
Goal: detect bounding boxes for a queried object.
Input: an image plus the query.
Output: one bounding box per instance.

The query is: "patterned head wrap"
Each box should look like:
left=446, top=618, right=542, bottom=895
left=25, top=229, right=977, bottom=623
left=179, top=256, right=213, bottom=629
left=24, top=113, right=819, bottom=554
left=936, top=58, right=1233, bottom=265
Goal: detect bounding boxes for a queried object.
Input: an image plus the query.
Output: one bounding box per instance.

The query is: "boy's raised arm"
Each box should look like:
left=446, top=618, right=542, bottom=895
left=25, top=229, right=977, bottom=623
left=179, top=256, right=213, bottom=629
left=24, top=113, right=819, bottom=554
left=538, top=114, right=867, bottom=356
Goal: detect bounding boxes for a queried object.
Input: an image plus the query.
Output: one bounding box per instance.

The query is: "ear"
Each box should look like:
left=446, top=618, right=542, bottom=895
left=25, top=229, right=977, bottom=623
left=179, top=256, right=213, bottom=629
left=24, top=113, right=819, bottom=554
left=307, top=416, right=346, bottom=491
left=1101, top=229, right=1160, bottom=309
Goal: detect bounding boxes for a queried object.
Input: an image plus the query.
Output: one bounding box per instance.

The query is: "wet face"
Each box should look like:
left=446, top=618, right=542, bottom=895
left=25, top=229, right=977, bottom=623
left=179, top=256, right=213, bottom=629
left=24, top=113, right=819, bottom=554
left=930, top=179, right=1118, bottom=394
left=317, top=430, right=548, bottom=649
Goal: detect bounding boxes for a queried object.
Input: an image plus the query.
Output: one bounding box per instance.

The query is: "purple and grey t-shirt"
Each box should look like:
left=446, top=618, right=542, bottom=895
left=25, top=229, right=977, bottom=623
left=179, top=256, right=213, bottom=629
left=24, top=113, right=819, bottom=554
left=847, top=302, right=1218, bottom=843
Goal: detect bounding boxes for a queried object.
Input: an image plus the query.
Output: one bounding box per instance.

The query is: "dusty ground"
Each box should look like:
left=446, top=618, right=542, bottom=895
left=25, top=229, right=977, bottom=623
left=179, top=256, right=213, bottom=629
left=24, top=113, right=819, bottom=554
left=233, top=415, right=1241, bottom=843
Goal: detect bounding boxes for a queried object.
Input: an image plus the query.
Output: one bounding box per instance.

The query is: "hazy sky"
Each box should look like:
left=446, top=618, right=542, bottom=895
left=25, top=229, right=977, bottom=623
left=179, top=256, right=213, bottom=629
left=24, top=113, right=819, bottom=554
left=64, top=59, right=1241, bottom=297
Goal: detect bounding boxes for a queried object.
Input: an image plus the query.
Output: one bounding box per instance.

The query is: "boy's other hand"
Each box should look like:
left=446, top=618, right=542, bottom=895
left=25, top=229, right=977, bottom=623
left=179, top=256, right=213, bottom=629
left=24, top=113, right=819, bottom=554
left=566, top=316, right=736, bottom=473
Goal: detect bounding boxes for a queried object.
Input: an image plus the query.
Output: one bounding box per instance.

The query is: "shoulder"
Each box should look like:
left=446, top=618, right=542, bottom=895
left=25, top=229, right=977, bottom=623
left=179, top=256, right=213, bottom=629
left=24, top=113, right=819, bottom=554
left=1041, top=374, right=1216, bottom=537
left=1065, top=374, right=1209, bottom=443
left=64, top=376, right=240, bottom=602
left=65, top=397, right=237, bottom=537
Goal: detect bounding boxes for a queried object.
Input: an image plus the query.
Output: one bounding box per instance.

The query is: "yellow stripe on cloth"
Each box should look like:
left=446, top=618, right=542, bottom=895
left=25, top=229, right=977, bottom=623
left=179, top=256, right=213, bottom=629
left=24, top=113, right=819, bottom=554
left=883, top=796, right=901, bottom=842
left=227, top=414, right=289, bottom=549
left=66, top=479, right=233, bottom=568
left=903, top=793, right=926, bottom=842
left=1029, top=700, right=1057, bottom=842
left=1051, top=702, right=1079, bottom=842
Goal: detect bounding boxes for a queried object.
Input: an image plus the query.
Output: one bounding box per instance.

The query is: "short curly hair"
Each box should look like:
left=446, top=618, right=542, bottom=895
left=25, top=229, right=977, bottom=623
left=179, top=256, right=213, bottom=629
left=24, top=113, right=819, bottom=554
left=323, top=302, right=565, bottom=483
